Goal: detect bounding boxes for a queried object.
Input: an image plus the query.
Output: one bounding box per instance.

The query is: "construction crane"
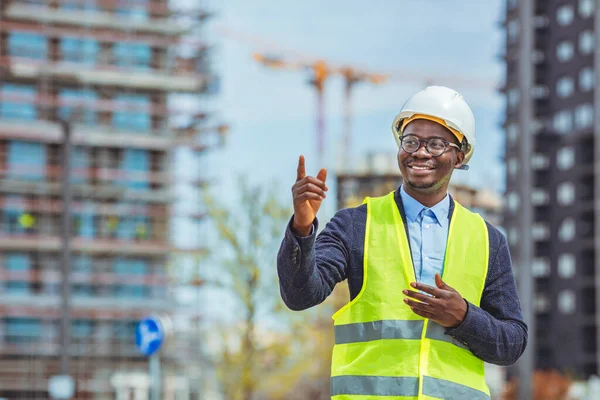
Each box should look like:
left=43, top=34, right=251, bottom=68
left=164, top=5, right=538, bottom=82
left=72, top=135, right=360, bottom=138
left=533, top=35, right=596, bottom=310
left=253, top=54, right=387, bottom=168
left=217, top=25, right=497, bottom=170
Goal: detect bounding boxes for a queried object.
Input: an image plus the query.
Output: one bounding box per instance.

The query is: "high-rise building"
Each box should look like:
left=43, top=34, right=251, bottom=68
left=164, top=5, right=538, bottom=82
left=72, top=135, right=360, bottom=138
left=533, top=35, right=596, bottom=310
left=503, top=0, right=597, bottom=379
left=0, top=0, right=220, bottom=397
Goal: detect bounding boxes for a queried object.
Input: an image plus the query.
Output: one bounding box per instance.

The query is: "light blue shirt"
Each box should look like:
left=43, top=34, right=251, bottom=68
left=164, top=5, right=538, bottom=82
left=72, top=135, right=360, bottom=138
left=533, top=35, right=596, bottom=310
left=400, top=185, right=450, bottom=287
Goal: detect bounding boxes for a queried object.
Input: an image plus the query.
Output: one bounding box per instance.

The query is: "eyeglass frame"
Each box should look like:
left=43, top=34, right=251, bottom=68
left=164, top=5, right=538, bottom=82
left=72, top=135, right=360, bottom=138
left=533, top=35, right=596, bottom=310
left=399, top=134, right=463, bottom=157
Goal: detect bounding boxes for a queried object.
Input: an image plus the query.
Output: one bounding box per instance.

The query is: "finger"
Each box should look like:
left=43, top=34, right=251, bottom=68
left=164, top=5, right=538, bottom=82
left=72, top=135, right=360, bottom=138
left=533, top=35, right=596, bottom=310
left=408, top=305, right=435, bottom=320
left=435, top=273, right=452, bottom=290
left=404, top=297, right=435, bottom=312
left=294, top=182, right=327, bottom=198
left=316, top=168, right=327, bottom=184
left=296, top=176, right=328, bottom=192
left=403, top=289, right=439, bottom=305
left=296, top=155, right=306, bottom=182
left=410, top=282, right=445, bottom=298
left=295, top=192, right=324, bottom=202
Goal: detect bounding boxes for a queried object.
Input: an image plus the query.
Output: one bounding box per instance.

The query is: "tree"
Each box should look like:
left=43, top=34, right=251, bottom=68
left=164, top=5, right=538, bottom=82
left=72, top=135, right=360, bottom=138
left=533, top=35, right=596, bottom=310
left=203, top=178, right=332, bottom=400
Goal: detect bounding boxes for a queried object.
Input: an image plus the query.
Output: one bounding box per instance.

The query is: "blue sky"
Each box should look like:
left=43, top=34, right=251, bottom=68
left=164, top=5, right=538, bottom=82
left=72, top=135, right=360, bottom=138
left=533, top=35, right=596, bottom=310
left=177, top=0, right=506, bottom=240
left=172, top=0, right=507, bottom=315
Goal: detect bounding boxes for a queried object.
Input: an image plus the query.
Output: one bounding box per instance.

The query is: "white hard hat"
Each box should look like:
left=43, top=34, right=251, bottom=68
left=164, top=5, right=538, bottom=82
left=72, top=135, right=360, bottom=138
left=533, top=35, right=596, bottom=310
left=391, top=86, right=476, bottom=168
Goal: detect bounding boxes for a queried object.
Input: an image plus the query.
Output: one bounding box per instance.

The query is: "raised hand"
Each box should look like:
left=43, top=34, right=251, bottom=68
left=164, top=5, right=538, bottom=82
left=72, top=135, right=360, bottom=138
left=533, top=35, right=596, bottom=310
left=291, top=155, right=328, bottom=236
left=402, top=273, right=468, bottom=328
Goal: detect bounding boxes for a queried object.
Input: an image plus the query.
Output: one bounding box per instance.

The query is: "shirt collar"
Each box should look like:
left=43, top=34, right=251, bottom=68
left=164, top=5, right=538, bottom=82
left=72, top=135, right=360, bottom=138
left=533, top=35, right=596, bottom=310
left=400, top=185, right=450, bottom=227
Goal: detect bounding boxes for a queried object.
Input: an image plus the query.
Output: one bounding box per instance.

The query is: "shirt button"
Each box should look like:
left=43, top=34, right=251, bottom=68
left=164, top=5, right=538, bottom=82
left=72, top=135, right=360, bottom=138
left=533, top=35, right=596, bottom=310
left=424, top=256, right=429, bottom=261
left=425, top=224, right=430, bottom=229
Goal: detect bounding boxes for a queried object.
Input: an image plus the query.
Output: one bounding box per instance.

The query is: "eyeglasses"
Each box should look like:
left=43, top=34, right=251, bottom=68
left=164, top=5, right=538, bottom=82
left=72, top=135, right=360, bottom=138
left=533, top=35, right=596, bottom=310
left=399, top=134, right=462, bottom=157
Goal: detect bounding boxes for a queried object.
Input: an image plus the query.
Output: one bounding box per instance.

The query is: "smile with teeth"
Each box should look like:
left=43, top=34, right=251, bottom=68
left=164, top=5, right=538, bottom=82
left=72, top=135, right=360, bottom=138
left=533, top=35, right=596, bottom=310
left=408, top=165, right=434, bottom=170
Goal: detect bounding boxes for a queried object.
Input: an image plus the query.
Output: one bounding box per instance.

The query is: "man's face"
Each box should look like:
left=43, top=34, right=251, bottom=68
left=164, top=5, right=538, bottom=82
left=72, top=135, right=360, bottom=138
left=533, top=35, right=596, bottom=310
left=397, top=119, right=465, bottom=193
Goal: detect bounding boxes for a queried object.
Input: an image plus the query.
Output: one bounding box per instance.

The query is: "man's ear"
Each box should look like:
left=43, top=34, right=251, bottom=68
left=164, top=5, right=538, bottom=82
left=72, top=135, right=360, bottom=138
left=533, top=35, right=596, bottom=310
left=454, top=149, right=465, bottom=169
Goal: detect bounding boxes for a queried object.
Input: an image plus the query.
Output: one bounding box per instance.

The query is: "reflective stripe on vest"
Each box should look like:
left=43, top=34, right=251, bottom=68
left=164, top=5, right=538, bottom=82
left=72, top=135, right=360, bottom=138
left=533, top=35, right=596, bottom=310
left=331, top=192, right=490, bottom=400
left=331, top=375, right=489, bottom=399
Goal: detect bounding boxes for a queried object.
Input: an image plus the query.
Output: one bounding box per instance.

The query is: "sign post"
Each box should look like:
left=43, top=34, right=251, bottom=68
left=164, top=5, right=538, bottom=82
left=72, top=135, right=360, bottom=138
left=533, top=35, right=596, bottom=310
left=135, top=315, right=170, bottom=400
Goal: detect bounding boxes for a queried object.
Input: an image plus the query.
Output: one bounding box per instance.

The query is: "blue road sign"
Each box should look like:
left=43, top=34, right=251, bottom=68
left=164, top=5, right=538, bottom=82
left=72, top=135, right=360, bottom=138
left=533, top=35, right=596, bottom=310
left=135, top=316, right=164, bottom=356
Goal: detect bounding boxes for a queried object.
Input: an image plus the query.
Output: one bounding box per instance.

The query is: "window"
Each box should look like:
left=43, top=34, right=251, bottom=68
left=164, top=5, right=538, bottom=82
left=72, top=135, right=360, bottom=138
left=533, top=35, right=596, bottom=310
left=507, top=88, right=520, bottom=110
left=115, top=0, right=149, bottom=21
left=557, top=182, right=575, bottom=205
left=113, top=94, right=151, bottom=132
left=579, top=30, right=595, bottom=55
left=60, top=37, right=98, bottom=64
left=114, top=285, right=147, bottom=298
left=558, top=254, right=576, bottom=278
left=557, top=41, right=574, bottom=62
left=579, top=0, right=594, bottom=17
left=60, top=0, right=97, bottom=10
left=535, top=294, right=549, bottom=312
left=507, top=158, right=518, bottom=178
left=559, top=218, right=576, bottom=242
left=575, top=103, right=594, bottom=129
left=0, top=84, right=37, bottom=120
left=113, top=42, right=151, bottom=70
left=532, top=258, right=550, bottom=277
left=558, top=290, right=576, bottom=314
left=532, top=189, right=549, bottom=206
left=8, top=141, right=46, bottom=181
left=532, top=223, right=549, bottom=240
left=557, top=5, right=574, bottom=26
left=8, top=32, right=47, bottom=59
left=507, top=123, right=519, bottom=144
left=1, top=197, right=30, bottom=235
left=507, top=20, right=519, bottom=42
left=72, top=147, right=90, bottom=183
left=553, top=110, right=573, bottom=134
left=4, top=318, right=42, bottom=343
left=5, top=253, right=30, bottom=271
left=59, top=89, right=97, bottom=125
left=507, top=192, right=520, bottom=212
left=5, top=282, right=30, bottom=295
left=73, top=256, right=93, bottom=273
left=556, top=76, right=574, bottom=98
left=118, top=215, right=151, bottom=239
left=73, top=208, right=95, bottom=238
left=532, top=153, right=549, bottom=170
left=557, top=147, right=575, bottom=170
left=114, top=258, right=149, bottom=275
left=71, top=320, right=94, bottom=338
left=113, top=321, right=137, bottom=341
left=119, top=150, right=150, bottom=190
left=508, top=227, right=519, bottom=247
left=580, top=67, right=595, bottom=91
left=73, top=285, right=94, bottom=297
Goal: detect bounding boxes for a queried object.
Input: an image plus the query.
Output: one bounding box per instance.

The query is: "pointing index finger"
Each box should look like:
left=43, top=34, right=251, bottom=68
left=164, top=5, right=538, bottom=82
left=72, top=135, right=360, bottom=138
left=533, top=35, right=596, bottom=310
left=296, top=155, right=306, bottom=182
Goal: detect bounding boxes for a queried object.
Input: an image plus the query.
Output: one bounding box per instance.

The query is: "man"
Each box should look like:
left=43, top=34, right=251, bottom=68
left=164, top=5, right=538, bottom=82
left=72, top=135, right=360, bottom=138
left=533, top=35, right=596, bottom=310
left=277, top=86, right=528, bottom=399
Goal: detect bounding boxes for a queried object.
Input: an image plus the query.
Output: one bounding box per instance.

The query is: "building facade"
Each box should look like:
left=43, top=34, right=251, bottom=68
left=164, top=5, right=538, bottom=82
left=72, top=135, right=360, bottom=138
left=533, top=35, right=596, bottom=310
left=0, top=0, right=218, bottom=397
left=503, top=0, right=597, bottom=378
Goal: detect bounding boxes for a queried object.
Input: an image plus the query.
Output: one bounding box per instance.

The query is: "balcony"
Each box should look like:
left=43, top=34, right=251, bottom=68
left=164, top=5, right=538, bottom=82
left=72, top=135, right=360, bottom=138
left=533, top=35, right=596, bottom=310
left=4, top=2, right=197, bottom=36
left=0, top=235, right=170, bottom=255
left=4, top=55, right=208, bottom=92
left=0, top=294, right=174, bottom=313
left=0, top=179, right=173, bottom=203
left=0, top=119, right=175, bottom=150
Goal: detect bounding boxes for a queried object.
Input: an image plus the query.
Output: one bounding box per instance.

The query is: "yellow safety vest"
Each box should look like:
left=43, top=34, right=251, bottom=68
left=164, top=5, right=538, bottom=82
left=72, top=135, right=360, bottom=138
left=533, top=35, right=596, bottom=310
left=331, top=192, right=490, bottom=400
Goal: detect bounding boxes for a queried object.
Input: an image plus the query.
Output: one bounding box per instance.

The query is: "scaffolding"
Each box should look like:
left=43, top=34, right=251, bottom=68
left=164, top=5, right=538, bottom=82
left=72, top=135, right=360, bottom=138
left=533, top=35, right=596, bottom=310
left=0, top=0, right=223, bottom=398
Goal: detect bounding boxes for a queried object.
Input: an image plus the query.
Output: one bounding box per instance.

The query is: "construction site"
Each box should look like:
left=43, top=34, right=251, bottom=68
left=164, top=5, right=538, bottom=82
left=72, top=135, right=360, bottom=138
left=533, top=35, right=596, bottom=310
left=0, top=0, right=223, bottom=397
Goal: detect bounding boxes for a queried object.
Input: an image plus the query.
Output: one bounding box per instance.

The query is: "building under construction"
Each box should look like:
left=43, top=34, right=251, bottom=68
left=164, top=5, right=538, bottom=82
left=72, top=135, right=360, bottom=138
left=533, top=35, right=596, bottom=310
left=0, top=0, right=220, bottom=397
left=502, top=0, right=597, bottom=380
